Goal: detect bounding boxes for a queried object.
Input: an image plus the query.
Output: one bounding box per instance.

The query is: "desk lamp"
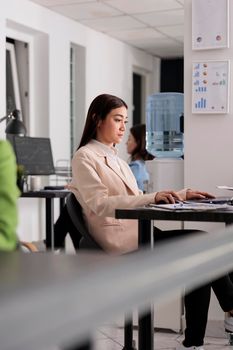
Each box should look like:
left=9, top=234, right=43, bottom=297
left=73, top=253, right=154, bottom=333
left=0, top=109, right=26, bottom=136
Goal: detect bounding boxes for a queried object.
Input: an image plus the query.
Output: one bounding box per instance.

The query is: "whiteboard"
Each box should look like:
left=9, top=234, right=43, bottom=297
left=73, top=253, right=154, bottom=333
left=192, top=60, right=229, bottom=114
left=192, top=0, right=229, bottom=50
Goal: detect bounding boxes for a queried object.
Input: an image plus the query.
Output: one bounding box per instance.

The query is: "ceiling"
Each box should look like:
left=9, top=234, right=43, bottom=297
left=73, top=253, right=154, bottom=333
left=29, top=0, right=184, bottom=58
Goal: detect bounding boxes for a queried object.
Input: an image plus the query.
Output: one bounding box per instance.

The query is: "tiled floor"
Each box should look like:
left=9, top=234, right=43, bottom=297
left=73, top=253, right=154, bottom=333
left=93, top=323, right=233, bottom=350
left=45, top=322, right=233, bottom=349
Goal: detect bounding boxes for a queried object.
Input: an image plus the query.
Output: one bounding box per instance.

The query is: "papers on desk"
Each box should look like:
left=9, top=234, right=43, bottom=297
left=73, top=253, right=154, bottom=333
left=149, top=202, right=230, bottom=211
left=217, top=185, right=233, bottom=191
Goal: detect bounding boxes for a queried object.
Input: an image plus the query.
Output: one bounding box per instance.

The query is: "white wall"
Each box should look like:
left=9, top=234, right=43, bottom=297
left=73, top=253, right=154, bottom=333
left=0, top=0, right=160, bottom=240
left=1, top=0, right=160, bottom=161
left=184, top=0, right=233, bottom=323
left=184, top=0, right=233, bottom=201
left=184, top=0, right=233, bottom=237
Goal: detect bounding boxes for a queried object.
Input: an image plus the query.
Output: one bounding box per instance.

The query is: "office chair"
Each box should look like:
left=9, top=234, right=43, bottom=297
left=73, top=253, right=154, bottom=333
left=66, top=193, right=136, bottom=350
left=66, top=193, right=101, bottom=250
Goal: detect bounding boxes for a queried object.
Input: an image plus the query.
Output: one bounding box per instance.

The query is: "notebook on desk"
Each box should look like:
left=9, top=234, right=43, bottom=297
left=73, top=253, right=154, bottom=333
left=149, top=202, right=229, bottom=211
left=149, top=194, right=233, bottom=211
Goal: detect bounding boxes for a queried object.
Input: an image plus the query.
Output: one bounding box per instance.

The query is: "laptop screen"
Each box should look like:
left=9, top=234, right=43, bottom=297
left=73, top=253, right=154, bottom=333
left=13, top=136, right=55, bottom=175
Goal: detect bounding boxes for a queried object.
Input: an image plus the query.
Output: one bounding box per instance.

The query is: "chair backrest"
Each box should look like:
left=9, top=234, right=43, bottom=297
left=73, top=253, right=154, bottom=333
left=66, top=193, right=102, bottom=250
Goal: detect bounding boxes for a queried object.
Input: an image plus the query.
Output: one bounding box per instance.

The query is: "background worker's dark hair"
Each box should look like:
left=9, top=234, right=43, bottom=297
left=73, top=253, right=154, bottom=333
left=130, top=124, right=154, bottom=161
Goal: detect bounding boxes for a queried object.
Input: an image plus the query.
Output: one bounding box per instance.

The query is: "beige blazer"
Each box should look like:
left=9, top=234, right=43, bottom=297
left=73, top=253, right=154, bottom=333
left=69, top=140, right=187, bottom=255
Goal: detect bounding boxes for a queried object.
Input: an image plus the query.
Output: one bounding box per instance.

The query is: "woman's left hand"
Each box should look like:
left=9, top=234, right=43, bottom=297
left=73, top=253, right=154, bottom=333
left=186, top=189, right=215, bottom=201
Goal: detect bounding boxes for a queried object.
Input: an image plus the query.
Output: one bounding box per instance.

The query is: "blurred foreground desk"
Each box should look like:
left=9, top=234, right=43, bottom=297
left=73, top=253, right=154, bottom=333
left=2, top=221, right=233, bottom=350
left=21, top=190, right=69, bottom=249
left=0, top=251, right=115, bottom=350
left=115, top=206, right=233, bottom=350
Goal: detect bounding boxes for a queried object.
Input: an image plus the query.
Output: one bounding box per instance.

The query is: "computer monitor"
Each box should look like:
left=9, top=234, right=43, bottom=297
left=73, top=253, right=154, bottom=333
left=13, top=136, right=55, bottom=175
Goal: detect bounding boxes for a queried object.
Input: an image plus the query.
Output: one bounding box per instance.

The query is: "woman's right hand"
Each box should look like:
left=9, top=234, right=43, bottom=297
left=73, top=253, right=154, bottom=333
left=154, top=191, right=183, bottom=204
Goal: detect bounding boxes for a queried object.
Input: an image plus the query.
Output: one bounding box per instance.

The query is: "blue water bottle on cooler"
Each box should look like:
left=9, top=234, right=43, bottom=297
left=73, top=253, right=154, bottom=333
left=146, top=92, right=184, bottom=158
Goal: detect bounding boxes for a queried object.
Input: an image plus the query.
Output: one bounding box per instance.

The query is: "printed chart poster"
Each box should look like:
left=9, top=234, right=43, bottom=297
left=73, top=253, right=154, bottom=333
left=192, top=0, right=229, bottom=50
left=192, top=61, right=229, bottom=114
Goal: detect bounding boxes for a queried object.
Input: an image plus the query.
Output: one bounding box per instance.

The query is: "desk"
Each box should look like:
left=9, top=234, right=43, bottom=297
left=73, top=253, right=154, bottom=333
left=115, top=206, right=233, bottom=350
left=21, top=190, right=69, bottom=249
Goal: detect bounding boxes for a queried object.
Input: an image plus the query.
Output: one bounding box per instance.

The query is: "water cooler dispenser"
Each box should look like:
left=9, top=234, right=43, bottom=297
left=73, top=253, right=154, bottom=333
left=145, top=92, right=184, bottom=332
left=146, top=92, right=184, bottom=193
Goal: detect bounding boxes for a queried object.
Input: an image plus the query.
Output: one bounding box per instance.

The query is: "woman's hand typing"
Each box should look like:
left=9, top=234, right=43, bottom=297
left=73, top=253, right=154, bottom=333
left=186, top=189, right=215, bottom=201
left=154, top=190, right=183, bottom=204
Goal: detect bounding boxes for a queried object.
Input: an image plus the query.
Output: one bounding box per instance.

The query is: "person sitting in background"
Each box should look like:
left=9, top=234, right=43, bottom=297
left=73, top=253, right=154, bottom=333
left=67, top=93, right=233, bottom=350
left=126, top=123, right=154, bottom=191
left=0, top=140, right=19, bottom=251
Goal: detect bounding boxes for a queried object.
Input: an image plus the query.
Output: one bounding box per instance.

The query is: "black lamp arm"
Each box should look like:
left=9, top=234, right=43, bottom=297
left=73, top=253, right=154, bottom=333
left=0, top=115, right=9, bottom=123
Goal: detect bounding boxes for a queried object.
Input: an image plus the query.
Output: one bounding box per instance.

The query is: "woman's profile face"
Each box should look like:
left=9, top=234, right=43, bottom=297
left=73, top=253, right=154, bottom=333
left=126, top=132, right=137, bottom=155
left=96, top=106, right=128, bottom=146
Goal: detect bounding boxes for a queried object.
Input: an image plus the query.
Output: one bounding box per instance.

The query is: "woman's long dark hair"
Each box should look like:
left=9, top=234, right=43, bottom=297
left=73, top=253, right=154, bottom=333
left=78, top=94, right=128, bottom=150
left=130, top=124, right=154, bottom=161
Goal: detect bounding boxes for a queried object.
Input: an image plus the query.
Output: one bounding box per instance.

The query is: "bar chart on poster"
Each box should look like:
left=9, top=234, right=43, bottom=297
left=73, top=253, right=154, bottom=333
left=192, top=60, right=229, bottom=114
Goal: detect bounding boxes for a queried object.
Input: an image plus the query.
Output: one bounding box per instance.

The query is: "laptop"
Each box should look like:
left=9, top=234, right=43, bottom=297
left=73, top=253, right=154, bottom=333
left=192, top=196, right=233, bottom=205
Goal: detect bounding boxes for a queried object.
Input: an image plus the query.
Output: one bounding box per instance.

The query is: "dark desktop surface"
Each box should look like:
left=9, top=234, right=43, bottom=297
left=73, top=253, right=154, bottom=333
left=116, top=205, right=233, bottom=223
left=21, top=189, right=69, bottom=198
left=43, top=185, right=65, bottom=190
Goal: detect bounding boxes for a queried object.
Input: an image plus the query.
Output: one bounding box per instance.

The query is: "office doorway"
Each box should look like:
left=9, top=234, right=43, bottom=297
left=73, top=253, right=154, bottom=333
left=133, top=71, right=146, bottom=125
left=160, top=58, right=184, bottom=93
